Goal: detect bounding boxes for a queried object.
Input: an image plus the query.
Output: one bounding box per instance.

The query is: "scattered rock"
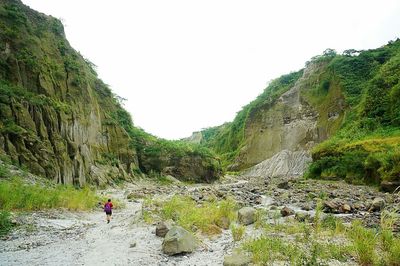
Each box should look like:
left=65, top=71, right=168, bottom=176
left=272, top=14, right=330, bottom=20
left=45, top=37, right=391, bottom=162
left=162, top=226, right=197, bottom=255
left=341, top=204, right=352, bottom=213
left=295, top=212, right=311, bottom=222
left=280, top=206, right=295, bottom=217
left=164, top=175, right=182, bottom=184
left=381, top=181, right=400, bottom=193
left=324, top=199, right=343, bottom=213
left=369, top=197, right=385, bottom=212
left=277, top=181, right=290, bottom=189
left=301, top=204, right=311, bottom=211
left=238, top=207, right=256, bottom=225
left=127, top=191, right=146, bottom=200
left=223, top=252, right=252, bottom=266
left=156, top=221, right=172, bottom=237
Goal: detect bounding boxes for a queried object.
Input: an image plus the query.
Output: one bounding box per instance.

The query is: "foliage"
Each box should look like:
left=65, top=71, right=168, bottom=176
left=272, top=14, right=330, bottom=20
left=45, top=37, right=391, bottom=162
left=199, top=70, right=303, bottom=167
left=348, top=220, right=378, bottom=265
left=0, top=177, right=100, bottom=211
left=0, top=210, right=13, bottom=236
left=306, top=39, right=400, bottom=186
left=159, top=195, right=237, bottom=235
left=0, top=80, right=71, bottom=113
left=243, top=209, right=400, bottom=265
left=230, top=223, right=246, bottom=242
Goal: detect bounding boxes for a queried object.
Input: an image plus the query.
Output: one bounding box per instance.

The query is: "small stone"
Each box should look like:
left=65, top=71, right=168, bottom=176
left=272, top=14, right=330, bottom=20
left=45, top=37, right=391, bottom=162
left=130, top=242, right=137, bottom=248
left=341, top=204, right=352, bottom=213
left=277, top=181, right=290, bottom=189
left=156, top=221, right=171, bottom=237
left=238, top=207, right=256, bottom=225
left=369, top=197, right=385, bottom=212
left=295, top=212, right=311, bottom=222
left=280, top=206, right=295, bottom=217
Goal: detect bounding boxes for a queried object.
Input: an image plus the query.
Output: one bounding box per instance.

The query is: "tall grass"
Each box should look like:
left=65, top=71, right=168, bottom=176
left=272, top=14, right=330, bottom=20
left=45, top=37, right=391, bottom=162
left=0, top=177, right=99, bottom=211
left=231, top=223, right=246, bottom=242
left=0, top=210, right=13, bottom=236
left=160, top=195, right=237, bottom=235
left=347, top=220, right=378, bottom=265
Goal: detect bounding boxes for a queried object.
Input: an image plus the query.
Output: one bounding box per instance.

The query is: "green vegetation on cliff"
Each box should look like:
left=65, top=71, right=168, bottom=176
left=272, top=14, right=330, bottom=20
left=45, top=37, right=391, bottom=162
left=0, top=0, right=220, bottom=184
left=197, top=40, right=400, bottom=187
left=306, top=40, right=400, bottom=186
left=199, top=70, right=303, bottom=167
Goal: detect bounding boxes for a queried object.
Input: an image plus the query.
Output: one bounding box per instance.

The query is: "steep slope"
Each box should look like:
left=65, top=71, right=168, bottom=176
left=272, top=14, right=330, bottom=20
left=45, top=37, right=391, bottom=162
left=196, top=41, right=400, bottom=188
left=0, top=0, right=220, bottom=185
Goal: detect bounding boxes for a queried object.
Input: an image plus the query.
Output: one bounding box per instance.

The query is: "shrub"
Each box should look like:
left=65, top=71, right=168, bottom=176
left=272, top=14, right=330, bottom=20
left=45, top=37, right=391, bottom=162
left=231, top=223, right=245, bottom=242
left=0, top=210, right=13, bottom=236
left=160, top=195, right=237, bottom=235
left=0, top=177, right=99, bottom=211
left=348, top=220, right=378, bottom=265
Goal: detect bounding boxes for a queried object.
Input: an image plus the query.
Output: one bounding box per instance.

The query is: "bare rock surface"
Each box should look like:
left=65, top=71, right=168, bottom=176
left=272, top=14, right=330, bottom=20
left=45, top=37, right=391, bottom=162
left=243, top=150, right=312, bottom=179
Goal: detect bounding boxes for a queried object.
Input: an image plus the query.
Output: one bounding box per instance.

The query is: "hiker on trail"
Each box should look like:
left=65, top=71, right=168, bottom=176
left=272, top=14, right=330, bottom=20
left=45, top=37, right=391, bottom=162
left=104, top=199, right=113, bottom=223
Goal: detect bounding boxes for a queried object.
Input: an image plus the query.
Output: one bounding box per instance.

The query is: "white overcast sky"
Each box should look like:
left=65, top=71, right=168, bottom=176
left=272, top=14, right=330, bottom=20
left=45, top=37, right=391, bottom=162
left=22, top=0, right=400, bottom=140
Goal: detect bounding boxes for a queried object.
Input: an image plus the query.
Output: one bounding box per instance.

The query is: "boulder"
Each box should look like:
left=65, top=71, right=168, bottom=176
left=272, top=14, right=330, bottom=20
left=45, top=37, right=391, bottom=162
left=369, top=197, right=385, bottom=212
left=164, top=175, right=182, bottom=184
left=280, top=206, right=295, bottom=217
left=238, top=207, right=256, bottom=225
left=162, top=226, right=197, bottom=255
left=323, top=199, right=343, bottom=213
left=223, top=252, right=252, bottom=266
left=341, top=204, right=352, bottom=213
left=381, top=181, right=400, bottom=193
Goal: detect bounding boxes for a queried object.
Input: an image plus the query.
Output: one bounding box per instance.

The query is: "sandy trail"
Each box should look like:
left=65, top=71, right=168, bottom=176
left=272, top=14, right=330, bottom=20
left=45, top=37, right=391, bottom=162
left=0, top=186, right=234, bottom=266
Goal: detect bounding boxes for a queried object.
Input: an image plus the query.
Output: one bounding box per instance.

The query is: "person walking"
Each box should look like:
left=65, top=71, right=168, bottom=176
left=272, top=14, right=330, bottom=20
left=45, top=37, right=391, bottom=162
left=104, top=199, right=113, bottom=223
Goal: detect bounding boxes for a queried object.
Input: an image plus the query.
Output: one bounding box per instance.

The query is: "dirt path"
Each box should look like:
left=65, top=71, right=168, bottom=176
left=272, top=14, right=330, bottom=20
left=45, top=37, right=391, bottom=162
left=0, top=185, right=236, bottom=266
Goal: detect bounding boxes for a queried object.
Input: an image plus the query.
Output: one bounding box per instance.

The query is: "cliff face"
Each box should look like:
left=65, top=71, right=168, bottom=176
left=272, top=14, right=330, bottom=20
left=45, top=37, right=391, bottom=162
left=232, top=62, right=345, bottom=172
left=198, top=42, right=400, bottom=187
left=0, top=0, right=139, bottom=186
left=0, top=0, right=221, bottom=185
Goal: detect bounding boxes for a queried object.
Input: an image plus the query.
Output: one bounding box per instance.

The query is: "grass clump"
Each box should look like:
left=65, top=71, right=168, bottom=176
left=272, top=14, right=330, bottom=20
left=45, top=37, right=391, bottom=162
left=231, top=223, right=246, bottom=242
left=0, top=177, right=100, bottom=211
left=0, top=210, right=13, bottom=236
left=160, top=195, right=237, bottom=235
left=348, top=220, right=378, bottom=265
left=243, top=236, right=303, bottom=265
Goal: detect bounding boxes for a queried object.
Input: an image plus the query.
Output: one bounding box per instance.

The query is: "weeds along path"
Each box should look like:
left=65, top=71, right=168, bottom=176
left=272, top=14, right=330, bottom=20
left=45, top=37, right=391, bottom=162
left=0, top=182, right=236, bottom=266
left=0, top=186, right=160, bottom=265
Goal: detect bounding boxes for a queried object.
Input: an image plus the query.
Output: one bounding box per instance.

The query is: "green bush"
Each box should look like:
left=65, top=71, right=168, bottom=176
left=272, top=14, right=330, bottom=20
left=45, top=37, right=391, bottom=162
left=348, top=220, right=378, bottom=265
left=0, top=210, right=13, bottom=236
left=0, top=177, right=100, bottom=211
left=160, top=195, right=237, bottom=235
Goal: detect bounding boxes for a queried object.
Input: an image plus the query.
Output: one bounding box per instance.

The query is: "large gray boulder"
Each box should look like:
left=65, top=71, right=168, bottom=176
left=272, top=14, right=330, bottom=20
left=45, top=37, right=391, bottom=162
left=238, top=207, right=256, bottom=225
left=162, top=226, right=197, bottom=255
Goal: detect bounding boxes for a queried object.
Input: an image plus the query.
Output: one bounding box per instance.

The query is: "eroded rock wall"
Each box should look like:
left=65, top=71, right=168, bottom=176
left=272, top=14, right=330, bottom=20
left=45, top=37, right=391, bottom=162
left=234, top=62, right=345, bottom=175
left=0, top=0, right=138, bottom=186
